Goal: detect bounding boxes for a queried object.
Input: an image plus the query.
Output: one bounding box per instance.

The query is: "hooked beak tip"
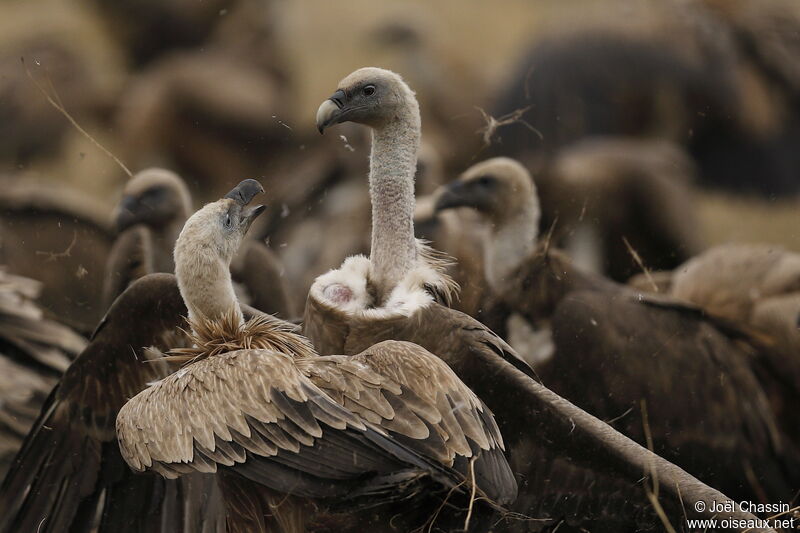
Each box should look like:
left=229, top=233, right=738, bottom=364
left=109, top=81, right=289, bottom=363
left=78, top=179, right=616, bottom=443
left=315, top=95, right=344, bottom=135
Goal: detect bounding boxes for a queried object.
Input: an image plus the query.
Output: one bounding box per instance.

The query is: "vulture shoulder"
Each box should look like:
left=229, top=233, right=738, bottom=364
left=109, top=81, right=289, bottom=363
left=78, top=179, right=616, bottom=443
left=0, top=273, right=225, bottom=533
left=670, top=243, right=800, bottom=323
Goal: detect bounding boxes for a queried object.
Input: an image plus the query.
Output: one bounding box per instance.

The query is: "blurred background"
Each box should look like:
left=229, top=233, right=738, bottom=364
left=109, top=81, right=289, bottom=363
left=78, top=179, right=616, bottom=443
left=1, top=0, right=798, bottom=329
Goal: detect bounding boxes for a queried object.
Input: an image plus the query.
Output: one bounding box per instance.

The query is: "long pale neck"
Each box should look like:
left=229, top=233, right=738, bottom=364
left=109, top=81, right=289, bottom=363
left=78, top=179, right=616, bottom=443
left=486, top=199, right=539, bottom=290
left=176, top=251, right=243, bottom=326
left=369, top=114, right=420, bottom=304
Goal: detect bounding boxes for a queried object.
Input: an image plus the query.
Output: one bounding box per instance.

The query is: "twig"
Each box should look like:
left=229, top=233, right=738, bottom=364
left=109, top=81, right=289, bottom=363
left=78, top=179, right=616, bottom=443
left=21, top=57, right=132, bottom=177
left=676, top=482, right=688, bottom=525
left=623, top=236, right=659, bottom=292
left=425, top=480, right=467, bottom=533
left=542, top=216, right=559, bottom=258
left=604, top=406, right=633, bottom=425
left=640, top=399, right=657, bottom=499
left=35, top=230, right=77, bottom=262
left=475, top=106, right=543, bottom=150
left=463, top=457, right=478, bottom=531
left=640, top=399, right=678, bottom=533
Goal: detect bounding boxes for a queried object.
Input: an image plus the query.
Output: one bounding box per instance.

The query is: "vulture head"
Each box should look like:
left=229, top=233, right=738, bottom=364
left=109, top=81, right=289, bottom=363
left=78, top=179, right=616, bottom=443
left=115, top=168, right=193, bottom=233
left=435, top=157, right=539, bottom=228
left=316, top=67, right=418, bottom=132
left=174, top=179, right=265, bottom=322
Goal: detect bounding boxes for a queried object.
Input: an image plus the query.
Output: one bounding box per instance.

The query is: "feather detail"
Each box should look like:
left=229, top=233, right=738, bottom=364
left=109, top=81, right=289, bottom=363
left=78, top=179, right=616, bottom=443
left=165, top=310, right=316, bottom=365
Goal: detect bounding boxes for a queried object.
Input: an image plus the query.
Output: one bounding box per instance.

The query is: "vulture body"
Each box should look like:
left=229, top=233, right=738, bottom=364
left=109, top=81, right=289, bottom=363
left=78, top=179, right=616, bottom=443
left=435, top=157, right=800, bottom=506
left=103, top=168, right=193, bottom=307
left=116, top=180, right=516, bottom=533
left=632, top=242, right=800, bottom=445
left=0, top=273, right=225, bottom=533
left=309, top=67, right=768, bottom=531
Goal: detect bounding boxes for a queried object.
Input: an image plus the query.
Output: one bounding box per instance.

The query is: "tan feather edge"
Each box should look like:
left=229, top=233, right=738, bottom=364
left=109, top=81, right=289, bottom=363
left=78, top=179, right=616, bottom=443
left=164, top=309, right=316, bottom=365
left=416, top=240, right=460, bottom=306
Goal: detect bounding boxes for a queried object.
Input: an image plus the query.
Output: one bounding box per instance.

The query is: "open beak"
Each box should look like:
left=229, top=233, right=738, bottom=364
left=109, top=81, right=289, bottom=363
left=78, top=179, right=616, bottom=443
left=225, top=179, right=266, bottom=233
left=316, top=89, right=346, bottom=134
left=241, top=204, right=266, bottom=233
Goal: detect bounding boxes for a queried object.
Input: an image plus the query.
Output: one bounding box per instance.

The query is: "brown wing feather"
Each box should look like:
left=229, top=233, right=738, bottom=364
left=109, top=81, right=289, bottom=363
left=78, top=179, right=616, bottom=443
left=298, top=340, right=516, bottom=505
left=117, top=348, right=406, bottom=481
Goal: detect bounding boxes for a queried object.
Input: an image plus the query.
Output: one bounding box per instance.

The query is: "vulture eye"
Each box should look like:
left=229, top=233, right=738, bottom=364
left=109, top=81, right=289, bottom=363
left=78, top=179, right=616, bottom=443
left=477, top=176, right=495, bottom=187
left=363, top=85, right=376, bottom=96
left=224, top=214, right=232, bottom=228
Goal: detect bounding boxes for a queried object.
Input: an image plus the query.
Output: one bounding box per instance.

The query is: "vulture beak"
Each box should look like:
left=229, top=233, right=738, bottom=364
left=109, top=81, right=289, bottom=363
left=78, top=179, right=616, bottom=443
left=115, top=195, right=140, bottom=233
left=225, top=179, right=264, bottom=206
left=225, top=179, right=267, bottom=232
left=316, top=89, right=347, bottom=134
left=434, top=181, right=489, bottom=213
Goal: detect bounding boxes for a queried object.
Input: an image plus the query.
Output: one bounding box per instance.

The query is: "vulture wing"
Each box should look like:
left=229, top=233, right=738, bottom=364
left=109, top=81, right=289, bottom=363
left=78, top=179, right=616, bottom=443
left=308, top=301, right=768, bottom=529
left=116, top=348, right=466, bottom=505
left=545, top=290, right=797, bottom=503
left=0, top=273, right=225, bottom=533
left=299, top=339, right=516, bottom=505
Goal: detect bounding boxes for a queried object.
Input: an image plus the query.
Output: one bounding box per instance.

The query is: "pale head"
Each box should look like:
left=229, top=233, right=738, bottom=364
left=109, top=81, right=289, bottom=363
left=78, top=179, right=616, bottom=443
left=115, top=168, right=193, bottom=233
left=435, top=157, right=538, bottom=226
left=316, top=67, right=419, bottom=132
left=174, top=179, right=265, bottom=322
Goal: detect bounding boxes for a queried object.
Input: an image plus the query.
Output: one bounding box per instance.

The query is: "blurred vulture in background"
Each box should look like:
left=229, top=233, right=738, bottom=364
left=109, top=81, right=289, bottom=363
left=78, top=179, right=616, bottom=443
left=435, top=156, right=800, bottom=505
left=103, top=168, right=192, bottom=307
left=0, top=269, right=85, bottom=478
left=367, top=12, right=488, bottom=168
left=0, top=0, right=122, bottom=171
left=537, top=137, right=703, bottom=281
left=115, top=0, right=295, bottom=203
left=0, top=274, right=225, bottom=533
left=104, top=168, right=294, bottom=317
left=307, top=67, right=765, bottom=531
left=0, top=179, right=114, bottom=333
left=631, top=243, right=800, bottom=443
left=89, top=0, right=236, bottom=66
left=492, top=0, right=800, bottom=196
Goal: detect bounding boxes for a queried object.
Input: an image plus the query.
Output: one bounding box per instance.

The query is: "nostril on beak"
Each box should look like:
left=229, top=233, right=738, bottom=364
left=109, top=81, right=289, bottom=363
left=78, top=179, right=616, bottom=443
left=329, top=89, right=346, bottom=109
